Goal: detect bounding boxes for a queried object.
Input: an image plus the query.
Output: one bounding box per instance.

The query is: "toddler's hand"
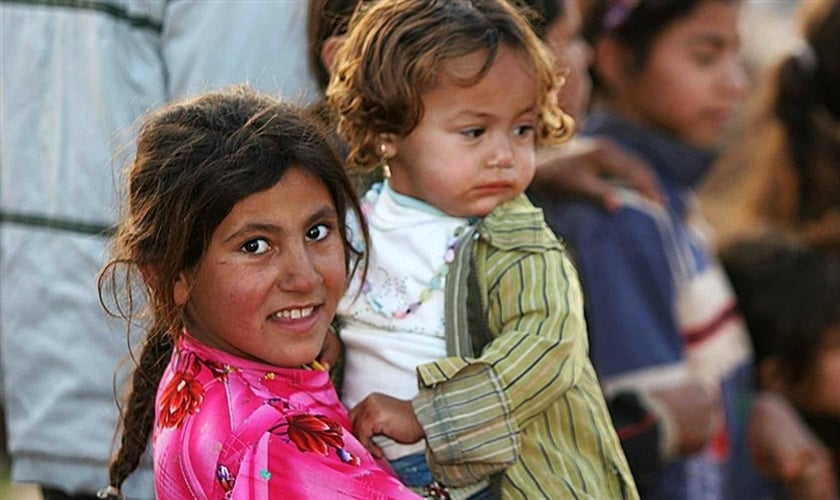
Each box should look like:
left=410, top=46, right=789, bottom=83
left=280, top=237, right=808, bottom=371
left=349, top=393, right=425, bottom=458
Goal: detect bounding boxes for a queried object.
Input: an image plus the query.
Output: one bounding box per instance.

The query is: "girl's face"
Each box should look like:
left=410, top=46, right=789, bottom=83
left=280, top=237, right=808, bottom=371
left=609, top=0, right=747, bottom=147
left=384, top=44, right=538, bottom=217
left=544, top=0, right=594, bottom=121
left=174, top=167, right=347, bottom=367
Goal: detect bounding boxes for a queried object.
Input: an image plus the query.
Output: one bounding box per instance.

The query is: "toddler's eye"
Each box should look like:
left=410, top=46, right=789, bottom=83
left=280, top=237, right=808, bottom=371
left=462, top=128, right=485, bottom=139
left=242, top=238, right=270, bottom=254
left=514, top=124, right=535, bottom=137
left=306, top=224, right=331, bottom=242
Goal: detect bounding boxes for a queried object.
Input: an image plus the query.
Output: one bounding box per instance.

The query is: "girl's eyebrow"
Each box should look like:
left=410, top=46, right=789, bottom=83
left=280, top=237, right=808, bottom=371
left=223, top=222, right=282, bottom=243
left=222, top=205, right=338, bottom=243
left=686, top=32, right=739, bottom=50
left=306, top=205, right=340, bottom=226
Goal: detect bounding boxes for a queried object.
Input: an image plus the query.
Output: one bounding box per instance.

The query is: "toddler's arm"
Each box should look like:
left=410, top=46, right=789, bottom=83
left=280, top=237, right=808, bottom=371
left=413, top=237, right=612, bottom=485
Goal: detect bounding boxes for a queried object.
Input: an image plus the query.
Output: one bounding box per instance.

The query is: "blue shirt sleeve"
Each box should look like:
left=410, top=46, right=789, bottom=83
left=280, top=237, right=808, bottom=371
left=542, top=198, right=685, bottom=380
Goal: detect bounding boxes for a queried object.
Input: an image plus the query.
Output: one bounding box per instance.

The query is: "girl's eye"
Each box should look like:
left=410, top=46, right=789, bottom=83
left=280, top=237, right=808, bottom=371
left=691, top=50, right=718, bottom=67
left=461, top=128, right=485, bottom=139
left=306, top=223, right=331, bottom=242
left=242, top=238, right=270, bottom=254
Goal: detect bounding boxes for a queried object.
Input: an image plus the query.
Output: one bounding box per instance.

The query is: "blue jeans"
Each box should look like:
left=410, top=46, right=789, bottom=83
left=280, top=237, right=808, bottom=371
left=389, top=452, right=434, bottom=488
left=389, top=452, right=495, bottom=499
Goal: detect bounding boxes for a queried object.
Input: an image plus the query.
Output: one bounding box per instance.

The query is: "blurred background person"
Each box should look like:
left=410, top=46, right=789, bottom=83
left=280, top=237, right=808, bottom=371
left=0, top=1, right=315, bottom=498
left=701, top=0, right=839, bottom=255
left=722, top=235, right=839, bottom=500
left=530, top=0, right=769, bottom=497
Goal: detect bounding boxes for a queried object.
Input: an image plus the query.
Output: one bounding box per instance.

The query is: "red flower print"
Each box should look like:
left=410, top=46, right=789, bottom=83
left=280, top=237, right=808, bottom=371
left=158, top=370, right=203, bottom=428
left=285, top=414, right=344, bottom=456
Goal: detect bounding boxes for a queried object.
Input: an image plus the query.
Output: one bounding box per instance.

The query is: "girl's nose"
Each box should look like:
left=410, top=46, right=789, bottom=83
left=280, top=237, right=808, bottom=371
left=722, top=57, right=748, bottom=98
left=277, top=246, right=322, bottom=292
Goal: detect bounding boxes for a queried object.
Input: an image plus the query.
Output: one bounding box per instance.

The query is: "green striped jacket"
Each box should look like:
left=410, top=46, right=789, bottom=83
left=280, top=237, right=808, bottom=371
left=411, top=194, right=639, bottom=499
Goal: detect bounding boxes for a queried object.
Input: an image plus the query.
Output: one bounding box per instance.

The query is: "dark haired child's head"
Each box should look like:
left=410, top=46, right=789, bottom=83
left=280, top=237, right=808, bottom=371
left=307, top=0, right=369, bottom=93
left=721, top=236, right=840, bottom=417
left=582, top=0, right=746, bottom=147
left=104, top=86, right=364, bottom=359
left=772, top=0, right=840, bottom=224
left=791, top=0, right=840, bottom=120
left=328, top=0, right=572, bottom=218
left=98, top=85, right=367, bottom=496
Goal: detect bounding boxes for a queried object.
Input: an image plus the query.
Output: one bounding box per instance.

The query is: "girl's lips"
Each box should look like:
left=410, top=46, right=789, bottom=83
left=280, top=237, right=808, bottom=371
left=268, top=304, right=323, bottom=334
left=271, top=305, right=315, bottom=320
left=704, top=108, right=734, bottom=128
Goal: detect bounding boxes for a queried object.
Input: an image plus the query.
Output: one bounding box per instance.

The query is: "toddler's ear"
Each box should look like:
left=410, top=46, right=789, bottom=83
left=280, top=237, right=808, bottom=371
left=377, top=133, right=397, bottom=158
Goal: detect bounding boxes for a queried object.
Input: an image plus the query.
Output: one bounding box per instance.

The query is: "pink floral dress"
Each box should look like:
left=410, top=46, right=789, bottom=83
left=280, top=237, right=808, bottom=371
left=153, top=333, right=419, bottom=499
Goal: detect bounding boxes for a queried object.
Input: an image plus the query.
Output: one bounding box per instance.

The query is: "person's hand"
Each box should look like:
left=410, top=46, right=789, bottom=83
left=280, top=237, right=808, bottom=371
left=749, top=391, right=838, bottom=500
left=649, top=381, right=719, bottom=456
left=532, top=137, right=663, bottom=212
left=349, top=392, right=425, bottom=458
left=316, top=325, right=341, bottom=371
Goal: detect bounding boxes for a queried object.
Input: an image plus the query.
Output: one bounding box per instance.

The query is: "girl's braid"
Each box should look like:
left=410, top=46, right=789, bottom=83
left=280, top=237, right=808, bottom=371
left=101, top=329, right=173, bottom=498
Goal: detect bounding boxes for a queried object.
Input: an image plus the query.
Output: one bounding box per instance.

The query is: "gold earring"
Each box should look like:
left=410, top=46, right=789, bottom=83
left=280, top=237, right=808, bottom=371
left=379, top=144, right=391, bottom=179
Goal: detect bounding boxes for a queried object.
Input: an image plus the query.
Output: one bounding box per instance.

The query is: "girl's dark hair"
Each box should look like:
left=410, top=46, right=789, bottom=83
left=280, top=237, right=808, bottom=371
left=97, top=85, right=367, bottom=495
left=583, top=0, right=740, bottom=93
left=773, top=0, right=840, bottom=223
left=721, top=235, right=840, bottom=387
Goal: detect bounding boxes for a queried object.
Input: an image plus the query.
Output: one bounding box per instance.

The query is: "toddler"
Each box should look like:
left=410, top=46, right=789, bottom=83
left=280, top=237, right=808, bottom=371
left=328, top=0, right=637, bottom=498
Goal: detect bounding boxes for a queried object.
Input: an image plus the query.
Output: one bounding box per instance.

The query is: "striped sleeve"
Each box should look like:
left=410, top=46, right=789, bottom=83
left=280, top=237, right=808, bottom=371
left=412, top=197, right=600, bottom=486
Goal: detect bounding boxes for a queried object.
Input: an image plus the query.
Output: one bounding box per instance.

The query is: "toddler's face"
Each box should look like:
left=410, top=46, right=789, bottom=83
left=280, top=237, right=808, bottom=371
left=174, top=167, right=347, bottom=368
left=614, top=0, right=747, bottom=147
left=384, top=44, right=538, bottom=218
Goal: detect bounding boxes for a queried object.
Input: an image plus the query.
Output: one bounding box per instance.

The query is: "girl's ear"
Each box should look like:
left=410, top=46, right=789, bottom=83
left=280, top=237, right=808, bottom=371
left=593, top=36, right=631, bottom=94
left=321, top=35, right=346, bottom=79
left=173, top=270, right=192, bottom=307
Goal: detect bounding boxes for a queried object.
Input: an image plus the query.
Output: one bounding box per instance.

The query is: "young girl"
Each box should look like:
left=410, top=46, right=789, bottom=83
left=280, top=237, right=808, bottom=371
left=535, top=0, right=766, bottom=498
left=327, top=0, right=637, bottom=498
left=96, top=86, right=419, bottom=499
left=702, top=0, right=840, bottom=254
